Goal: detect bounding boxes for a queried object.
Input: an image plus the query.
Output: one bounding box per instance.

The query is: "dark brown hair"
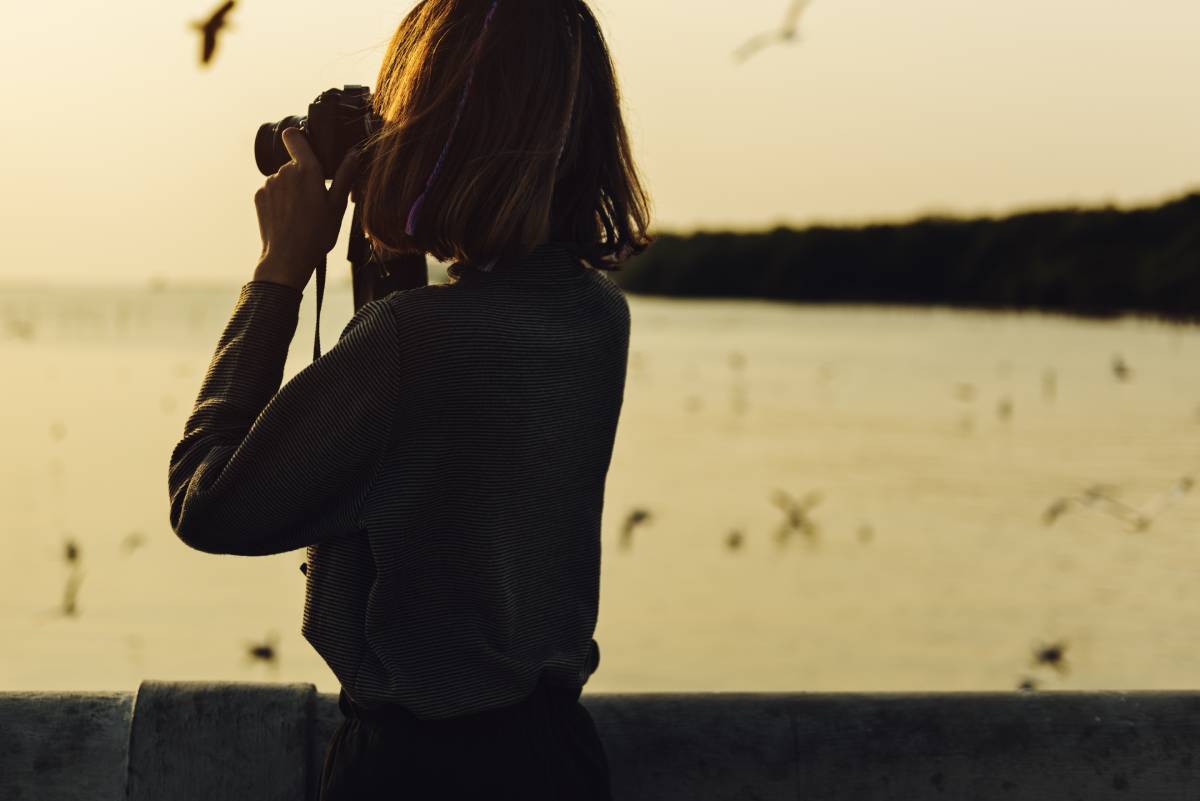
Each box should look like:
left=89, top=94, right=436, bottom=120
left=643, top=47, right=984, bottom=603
left=356, top=0, right=652, bottom=272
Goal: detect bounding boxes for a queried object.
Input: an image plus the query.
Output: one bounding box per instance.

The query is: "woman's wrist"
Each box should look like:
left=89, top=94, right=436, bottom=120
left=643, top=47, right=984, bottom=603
left=253, top=257, right=305, bottom=292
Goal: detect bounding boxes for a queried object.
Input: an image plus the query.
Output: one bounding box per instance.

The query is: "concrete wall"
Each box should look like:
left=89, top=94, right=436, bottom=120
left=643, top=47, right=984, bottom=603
left=2, top=683, right=1200, bottom=800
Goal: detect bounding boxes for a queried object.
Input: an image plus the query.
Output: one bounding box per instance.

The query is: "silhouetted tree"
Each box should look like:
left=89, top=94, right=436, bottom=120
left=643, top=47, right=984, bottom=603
left=613, top=193, right=1200, bottom=324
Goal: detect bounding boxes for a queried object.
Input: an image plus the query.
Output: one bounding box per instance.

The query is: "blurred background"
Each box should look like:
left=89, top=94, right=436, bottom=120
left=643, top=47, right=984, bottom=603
left=2, top=0, right=1200, bottom=695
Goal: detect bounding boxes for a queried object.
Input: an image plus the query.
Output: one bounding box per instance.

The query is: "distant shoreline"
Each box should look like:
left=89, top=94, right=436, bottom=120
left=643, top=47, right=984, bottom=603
left=613, top=190, right=1200, bottom=325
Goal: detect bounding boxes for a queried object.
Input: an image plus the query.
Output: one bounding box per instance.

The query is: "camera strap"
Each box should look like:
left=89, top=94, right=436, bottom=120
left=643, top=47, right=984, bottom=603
left=310, top=200, right=374, bottom=363
left=311, top=254, right=326, bottom=362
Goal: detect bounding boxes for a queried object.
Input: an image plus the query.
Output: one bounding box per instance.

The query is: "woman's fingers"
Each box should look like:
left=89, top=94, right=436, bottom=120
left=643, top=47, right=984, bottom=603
left=330, top=148, right=362, bottom=211
left=281, top=127, right=319, bottom=174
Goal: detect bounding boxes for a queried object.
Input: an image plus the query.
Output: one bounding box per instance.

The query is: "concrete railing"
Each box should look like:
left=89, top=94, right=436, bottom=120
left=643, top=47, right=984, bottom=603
left=3, top=682, right=1200, bottom=800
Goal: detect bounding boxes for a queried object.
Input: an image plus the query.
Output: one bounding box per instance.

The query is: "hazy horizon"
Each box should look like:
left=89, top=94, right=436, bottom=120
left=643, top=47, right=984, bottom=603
left=4, top=0, right=1198, bottom=285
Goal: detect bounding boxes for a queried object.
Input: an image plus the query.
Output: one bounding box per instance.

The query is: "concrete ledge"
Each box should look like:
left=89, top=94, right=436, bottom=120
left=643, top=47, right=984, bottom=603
left=125, top=681, right=314, bottom=801
left=0, top=691, right=132, bottom=801
left=2, top=684, right=1200, bottom=800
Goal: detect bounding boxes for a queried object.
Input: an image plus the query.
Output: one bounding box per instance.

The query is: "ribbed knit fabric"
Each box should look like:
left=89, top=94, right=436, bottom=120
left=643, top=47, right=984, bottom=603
left=168, top=242, right=631, bottom=720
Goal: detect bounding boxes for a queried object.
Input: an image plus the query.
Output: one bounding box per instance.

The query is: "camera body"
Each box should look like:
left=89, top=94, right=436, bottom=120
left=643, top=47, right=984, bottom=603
left=255, top=85, right=382, bottom=181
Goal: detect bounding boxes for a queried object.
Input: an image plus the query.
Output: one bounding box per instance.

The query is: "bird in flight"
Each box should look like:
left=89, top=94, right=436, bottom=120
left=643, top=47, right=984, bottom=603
left=1042, top=477, right=1194, bottom=532
left=733, top=0, right=814, bottom=64
left=190, top=0, right=237, bottom=67
left=1031, top=640, right=1070, bottom=676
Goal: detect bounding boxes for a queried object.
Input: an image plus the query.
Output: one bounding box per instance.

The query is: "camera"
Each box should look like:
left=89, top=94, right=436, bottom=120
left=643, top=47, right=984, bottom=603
left=255, top=85, right=426, bottom=312
left=255, top=85, right=382, bottom=181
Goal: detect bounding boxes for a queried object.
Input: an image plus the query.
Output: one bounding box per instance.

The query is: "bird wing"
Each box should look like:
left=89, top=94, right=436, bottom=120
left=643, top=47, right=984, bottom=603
left=784, top=0, right=814, bottom=31
left=733, top=31, right=779, bottom=63
left=1137, top=476, right=1194, bottom=520
left=1042, top=497, right=1071, bottom=524
left=210, top=0, right=236, bottom=25
left=769, top=488, right=796, bottom=510
left=1077, top=483, right=1119, bottom=503
left=1080, top=490, right=1145, bottom=526
left=202, top=30, right=217, bottom=64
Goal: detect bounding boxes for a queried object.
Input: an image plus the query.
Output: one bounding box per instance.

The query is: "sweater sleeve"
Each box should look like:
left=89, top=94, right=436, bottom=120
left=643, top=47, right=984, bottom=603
left=167, top=280, right=400, bottom=556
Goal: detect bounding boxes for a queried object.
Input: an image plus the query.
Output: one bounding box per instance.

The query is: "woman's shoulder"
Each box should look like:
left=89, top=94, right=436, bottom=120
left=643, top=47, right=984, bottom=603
left=373, top=267, right=629, bottom=342
left=587, top=267, right=631, bottom=326
left=371, top=282, right=458, bottom=331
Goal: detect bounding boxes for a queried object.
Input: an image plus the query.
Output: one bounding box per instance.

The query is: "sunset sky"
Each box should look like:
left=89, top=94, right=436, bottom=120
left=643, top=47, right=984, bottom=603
left=3, top=0, right=1198, bottom=286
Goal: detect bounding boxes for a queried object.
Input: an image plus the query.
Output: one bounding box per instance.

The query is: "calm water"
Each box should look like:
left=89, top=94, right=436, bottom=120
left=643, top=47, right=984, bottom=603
left=3, top=276, right=1200, bottom=695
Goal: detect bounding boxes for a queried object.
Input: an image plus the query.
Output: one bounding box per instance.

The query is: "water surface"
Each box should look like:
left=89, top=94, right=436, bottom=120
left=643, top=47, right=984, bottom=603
left=3, top=280, right=1198, bottom=694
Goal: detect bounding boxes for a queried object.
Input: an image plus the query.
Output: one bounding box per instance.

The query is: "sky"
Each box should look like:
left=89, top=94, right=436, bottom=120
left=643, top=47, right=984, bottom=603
left=2, top=0, right=1199, bottom=286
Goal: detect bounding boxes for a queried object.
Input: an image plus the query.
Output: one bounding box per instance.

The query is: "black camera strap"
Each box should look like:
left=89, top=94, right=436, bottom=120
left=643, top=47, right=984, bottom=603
left=311, top=201, right=424, bottom=363
left=310, top=201, right=370, bottom=363
left=312, top=253, right=327, bottom=362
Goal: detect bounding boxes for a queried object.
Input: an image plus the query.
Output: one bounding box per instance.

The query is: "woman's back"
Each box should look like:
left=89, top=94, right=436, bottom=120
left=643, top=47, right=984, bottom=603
left=303, top=243, right=631, bottom=721
left=240, top=0, right=649, bottom=794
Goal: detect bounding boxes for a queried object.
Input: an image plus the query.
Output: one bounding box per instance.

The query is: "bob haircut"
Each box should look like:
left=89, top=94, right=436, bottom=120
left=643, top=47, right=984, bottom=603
left=356, top=0, right=652, bottom=273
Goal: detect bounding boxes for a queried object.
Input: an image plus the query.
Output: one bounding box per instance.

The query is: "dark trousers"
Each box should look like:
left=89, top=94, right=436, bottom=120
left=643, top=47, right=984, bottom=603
left=318, top=678, right=613, bottom=800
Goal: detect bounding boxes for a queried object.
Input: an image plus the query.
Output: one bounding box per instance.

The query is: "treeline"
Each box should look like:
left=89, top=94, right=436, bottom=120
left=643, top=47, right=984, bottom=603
left=612, top=192, right=1200, bottom=323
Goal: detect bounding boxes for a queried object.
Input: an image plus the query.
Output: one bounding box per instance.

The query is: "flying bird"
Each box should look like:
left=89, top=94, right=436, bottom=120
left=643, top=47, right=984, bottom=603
left=120, top=531, right=147, bottom=555
left=996, top=396, right=1013, bottom=422
left=619, top=508, right=653, bottom=550
left=1045, top=483, right=1151, bottom=530
left=60, top=537, right=84, bottom=616
left=1077, top=480, right=1188, bottom=532
left=733, top=0, right=814, bottom=64
left=1111, top=355, right=1132, bottom=382
left=1042, top=477, right=1197, bottom=533
left=243, top=631, right=281, bottom=669
left=1031, top=640, right=1069, bottom=676
left=190, top=0, right=237, bottom=67
left=770, top=488, right=822, bottom=547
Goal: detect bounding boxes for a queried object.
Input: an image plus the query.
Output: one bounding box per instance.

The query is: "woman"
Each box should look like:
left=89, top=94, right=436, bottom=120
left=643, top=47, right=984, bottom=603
left=166, top=0, right=650, bottom=797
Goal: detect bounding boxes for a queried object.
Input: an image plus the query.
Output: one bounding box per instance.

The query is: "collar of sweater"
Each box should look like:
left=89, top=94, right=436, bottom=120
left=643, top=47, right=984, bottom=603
left=448, top=242, right=595, bottom=282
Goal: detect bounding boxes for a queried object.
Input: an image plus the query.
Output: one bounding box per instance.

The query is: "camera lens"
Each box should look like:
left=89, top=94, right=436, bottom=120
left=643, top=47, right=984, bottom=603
left=254, top=115, right=305, bottom=176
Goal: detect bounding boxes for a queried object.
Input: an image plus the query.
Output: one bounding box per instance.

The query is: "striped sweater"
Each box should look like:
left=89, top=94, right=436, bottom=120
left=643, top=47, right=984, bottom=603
left=167, top=242, right=630, bottom=720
